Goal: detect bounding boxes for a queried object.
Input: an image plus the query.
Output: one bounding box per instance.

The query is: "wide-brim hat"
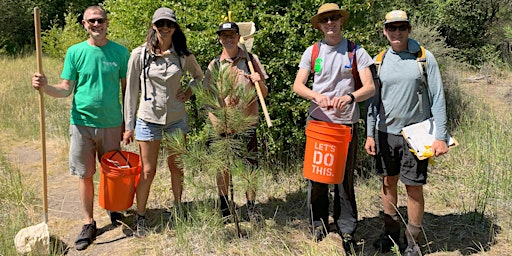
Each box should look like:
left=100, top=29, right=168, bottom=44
left=310, top=3, right=350, bottom=29
left=152, top=7, right=177, bottom=24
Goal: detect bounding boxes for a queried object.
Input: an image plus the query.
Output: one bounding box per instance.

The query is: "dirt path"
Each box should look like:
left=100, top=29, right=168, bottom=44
left=5, top=136, right=137, bottom=255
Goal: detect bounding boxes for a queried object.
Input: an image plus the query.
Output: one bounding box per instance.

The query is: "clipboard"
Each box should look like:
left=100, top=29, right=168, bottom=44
left=401, top=118, right=458, bottom=160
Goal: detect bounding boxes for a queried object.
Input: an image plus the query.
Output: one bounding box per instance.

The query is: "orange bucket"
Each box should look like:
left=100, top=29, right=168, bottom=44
left=303, top=120, right=352, bottom=184
left=99, top=150, right=141, bottom=211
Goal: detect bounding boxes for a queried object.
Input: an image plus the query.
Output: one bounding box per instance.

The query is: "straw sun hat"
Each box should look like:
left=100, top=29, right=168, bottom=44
left=310, top=3, right=350, bottom=29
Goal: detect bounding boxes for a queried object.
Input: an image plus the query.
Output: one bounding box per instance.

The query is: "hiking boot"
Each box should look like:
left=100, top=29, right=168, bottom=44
left=403, top=244, right=421, bottom=256
left=107, top=211, right=123, bottom=227
left=134, top=214, right=147, bottom=238
left=341, top=233, right=356, bottom=255
left=75, top=221, right=97, bottom=251
left=373, top=232, right=400, bottom=253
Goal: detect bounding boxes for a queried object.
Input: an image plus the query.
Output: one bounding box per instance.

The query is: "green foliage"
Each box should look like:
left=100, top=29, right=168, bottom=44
left=41, top=11, right=88, bottom=58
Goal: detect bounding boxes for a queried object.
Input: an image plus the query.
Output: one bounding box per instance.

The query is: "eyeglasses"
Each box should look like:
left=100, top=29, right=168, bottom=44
left=219, top=33, right=238, bottom=39
left=155, top=20, right=176, bottom=29
left=386, top=24, right=409, bottom=32
left=86, top=18, right=106, bottom=25
left=319, top=14, right=342, bottom=24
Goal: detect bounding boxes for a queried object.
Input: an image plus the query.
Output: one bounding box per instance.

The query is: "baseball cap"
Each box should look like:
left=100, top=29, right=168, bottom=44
left=152, top=7, right=177, bottom=24
left=216, top=22, right=239, bottom=35
left=384, top=10, right=409, bottom=24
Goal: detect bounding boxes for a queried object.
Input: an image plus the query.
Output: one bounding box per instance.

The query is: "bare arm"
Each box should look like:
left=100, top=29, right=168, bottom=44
left=293, top=67, right=331, bottom=107
left=32, top=73, right=74, bottom=98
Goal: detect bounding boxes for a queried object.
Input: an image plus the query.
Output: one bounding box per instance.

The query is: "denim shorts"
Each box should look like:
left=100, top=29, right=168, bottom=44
left=135, top=116, right=190, bottom=141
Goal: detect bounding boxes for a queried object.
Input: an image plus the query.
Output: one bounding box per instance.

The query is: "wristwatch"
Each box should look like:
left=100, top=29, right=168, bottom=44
left=347, top=93, right=355, bottom=104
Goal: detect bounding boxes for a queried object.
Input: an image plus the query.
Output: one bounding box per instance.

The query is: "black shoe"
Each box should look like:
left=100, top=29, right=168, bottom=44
left=312, top=225, right=327, bottom=242
left=403, top=244, right=421, bottom=256
left=107, top=211, right=123, bottom=227
left=373, top=232, right=400, bottom=253
left=341, top=233, right=356, bottom=255
left=134, top=214, right=147, bottom=238
left=247, top=206, right=264, bottom=228
left=75, top=221, right=97, bottom=251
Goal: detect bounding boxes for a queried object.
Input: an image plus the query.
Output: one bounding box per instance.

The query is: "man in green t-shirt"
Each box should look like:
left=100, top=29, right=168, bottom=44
left=31, top=6, right=129, bottom=251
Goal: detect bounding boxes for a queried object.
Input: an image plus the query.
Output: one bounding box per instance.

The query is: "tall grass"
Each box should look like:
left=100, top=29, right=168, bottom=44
left=0, top=151, right=37, bottom=255
left=1, top=54, right=512, bottom=255
left=0, top=55, right=69, bottom=140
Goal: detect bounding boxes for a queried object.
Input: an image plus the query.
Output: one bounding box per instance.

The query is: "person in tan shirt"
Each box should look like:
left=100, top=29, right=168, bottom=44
left=203, top=22, right=268, bottom=225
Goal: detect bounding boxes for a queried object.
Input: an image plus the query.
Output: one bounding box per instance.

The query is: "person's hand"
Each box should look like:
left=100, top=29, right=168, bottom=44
left=176, top=88, right=186, bottom=103
left=431, top=139, right=448, bottom=157
left=32, top=73, right=47, bottom=90
left=123, top=130, right=134, bottom=145
left=365, top=137, right=376, bottom=155
left=313, top=94, right=332, bottom=108
left=331, top=94, right=353, bottom=110
left=246, top=72, right=261, bottom=84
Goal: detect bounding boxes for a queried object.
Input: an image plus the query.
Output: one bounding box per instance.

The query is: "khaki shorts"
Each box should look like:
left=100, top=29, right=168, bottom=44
left=69, top=125, right=122, bottom=179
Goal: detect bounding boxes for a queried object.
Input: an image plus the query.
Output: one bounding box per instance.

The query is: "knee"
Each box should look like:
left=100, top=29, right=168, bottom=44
left=382, top=176, right=398, bottom=189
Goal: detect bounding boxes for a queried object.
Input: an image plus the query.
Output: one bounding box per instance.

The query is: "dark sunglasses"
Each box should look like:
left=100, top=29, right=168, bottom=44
left=319, top=14, right=342, bottom=24
left=155, top=20, right=176, bottom=28
left=386, top=24, right=410, bottom=32
left=86, top=18, right=106, bottom=25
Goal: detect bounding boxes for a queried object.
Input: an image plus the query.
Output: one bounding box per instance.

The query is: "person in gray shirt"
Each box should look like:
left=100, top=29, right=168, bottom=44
left=293, top=3, right=375, bottom=254
left=365, top=10, right=449, bottom=256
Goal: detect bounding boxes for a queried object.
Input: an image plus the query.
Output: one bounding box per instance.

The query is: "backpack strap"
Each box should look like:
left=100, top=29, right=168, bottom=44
left=310, top=42, right=320, bottom=74
left=142, top=46, right=152, bottom=101
left=348, top=40, right=362, bottom=91
left=417, top=46, right=427, bottom=87
left=374, top=48, right=388, bottom=77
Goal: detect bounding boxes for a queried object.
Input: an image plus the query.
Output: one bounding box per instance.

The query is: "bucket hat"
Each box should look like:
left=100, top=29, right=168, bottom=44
left=384, top=10, right=409, bottom=24
left=310, top=3, right=350, bottom=29
left=152, top=7, right=177, bottom=24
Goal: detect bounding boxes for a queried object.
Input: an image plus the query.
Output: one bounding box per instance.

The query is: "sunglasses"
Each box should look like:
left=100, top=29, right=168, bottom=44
left=319, top=14, right=342, bottom=24
left=86, top=18, right=106, bottom=25
left=219, top=33, right=239, bottom=39
left=155, top=20, right=176, bottom=28
left=386, top=24, right=409, bottom=32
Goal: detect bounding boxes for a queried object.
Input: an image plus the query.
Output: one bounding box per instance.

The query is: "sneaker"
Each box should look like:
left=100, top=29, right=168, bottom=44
left=403, top=244, right=421, bottom=256
left=134, top=214, right=147, bottom=238
left=341, top=233, right=356, bottom=255
left=75, top=221, right=97, bottom=251
left=373, top=232, right=400, bottom=253
left=107, top=211, right=123, bottom=227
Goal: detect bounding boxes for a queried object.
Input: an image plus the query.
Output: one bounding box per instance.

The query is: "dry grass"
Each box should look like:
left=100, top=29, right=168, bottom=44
left=1, top=55, right=512, bottom=255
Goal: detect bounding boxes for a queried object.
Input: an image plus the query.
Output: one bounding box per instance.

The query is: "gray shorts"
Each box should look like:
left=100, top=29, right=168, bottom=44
left=69, top=125, right=122, bottom=179
left=375, top=131, right=429, bottom=185
left=135, top=116, right=189, bottom=141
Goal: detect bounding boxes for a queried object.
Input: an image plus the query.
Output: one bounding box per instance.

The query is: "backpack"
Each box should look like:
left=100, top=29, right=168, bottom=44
left=374, top=46, right=427, bottom=88
left=374, top=46, right=429, bottom=114
left=310, top=40, right=362, bottom=91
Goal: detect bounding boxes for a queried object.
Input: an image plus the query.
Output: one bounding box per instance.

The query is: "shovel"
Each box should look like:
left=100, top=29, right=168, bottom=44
left=14, top=7, right=50, bottom=255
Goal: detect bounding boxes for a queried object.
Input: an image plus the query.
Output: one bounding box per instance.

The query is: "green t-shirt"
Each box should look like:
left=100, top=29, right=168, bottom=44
left=61, top=40, right=130, bottom=128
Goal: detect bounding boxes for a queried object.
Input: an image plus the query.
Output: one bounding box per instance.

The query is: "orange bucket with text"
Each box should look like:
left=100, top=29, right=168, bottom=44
left=303, top=120, right=352, bottom=184
left=99, top=150, right=141, bottom=211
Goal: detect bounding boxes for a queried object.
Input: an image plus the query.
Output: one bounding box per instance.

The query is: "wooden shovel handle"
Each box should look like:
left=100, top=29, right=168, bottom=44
left=34, top=7, right=48, bottom=223
left=239, top=38, right=272, bottom=127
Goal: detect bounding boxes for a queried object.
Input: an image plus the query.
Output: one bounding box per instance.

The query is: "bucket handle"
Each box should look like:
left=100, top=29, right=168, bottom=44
left=109, top=150, right=132, bottom=168
left=307, top=103, right=354, bottom=137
